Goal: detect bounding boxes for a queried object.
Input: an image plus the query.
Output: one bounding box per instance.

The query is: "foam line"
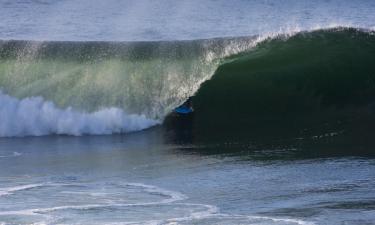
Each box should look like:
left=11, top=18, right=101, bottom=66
left=0, top=184, right=45, bottom=197
left=0, top=152, right=22, bottom=158
left=124, top=183, right=187, bottom=203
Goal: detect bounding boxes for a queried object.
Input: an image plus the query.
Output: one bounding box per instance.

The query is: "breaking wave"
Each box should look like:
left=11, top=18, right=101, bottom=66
left=1, top=27, right=374, bottom=137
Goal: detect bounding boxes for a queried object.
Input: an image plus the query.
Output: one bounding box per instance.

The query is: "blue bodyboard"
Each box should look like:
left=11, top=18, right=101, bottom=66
left=174, top=106, right=193, bottom=114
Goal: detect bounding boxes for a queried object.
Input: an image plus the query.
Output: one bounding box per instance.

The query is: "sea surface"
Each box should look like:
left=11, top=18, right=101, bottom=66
left=1, top=0, right=375, bottom=224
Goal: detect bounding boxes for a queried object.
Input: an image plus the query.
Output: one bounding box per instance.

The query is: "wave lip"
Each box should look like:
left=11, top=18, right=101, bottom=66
left=0, top=91, right=159, bottom=137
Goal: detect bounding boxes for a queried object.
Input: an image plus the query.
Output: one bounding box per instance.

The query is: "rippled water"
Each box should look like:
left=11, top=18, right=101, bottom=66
left=0, top=0, right=374, bottom=41
left=1, top=129, right=375, bottom=224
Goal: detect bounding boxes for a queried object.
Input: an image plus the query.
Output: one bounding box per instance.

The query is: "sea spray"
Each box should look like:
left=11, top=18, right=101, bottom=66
left=0, top=37, right=258, bottom=137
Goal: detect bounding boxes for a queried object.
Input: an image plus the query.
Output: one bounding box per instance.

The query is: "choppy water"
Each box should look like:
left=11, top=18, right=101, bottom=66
left=1, top=0, right=375, bottom=224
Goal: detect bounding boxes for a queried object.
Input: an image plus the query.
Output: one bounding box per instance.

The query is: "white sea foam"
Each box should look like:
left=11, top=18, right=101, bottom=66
left=0, top=209, right=37, bottom=216
left=0, top=91, right=159, bottom=137
left=124, top=183, right=187, bottom=203
left=0, top=181, right=314, bottom=225
left=0, top=152, right=22, bottom=158
left=0, top=183, right=45, bottom=197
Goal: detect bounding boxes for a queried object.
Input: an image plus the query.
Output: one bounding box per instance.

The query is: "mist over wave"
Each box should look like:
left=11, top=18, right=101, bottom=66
left=0, top=30, right=261, bottom=137
left=0, top=36, right=258, bottom=119
left=0, top=91, right=158, bottom=137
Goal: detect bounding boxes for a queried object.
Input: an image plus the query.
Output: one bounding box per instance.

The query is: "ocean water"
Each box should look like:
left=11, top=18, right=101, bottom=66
left=1, top=0, right=375, bottom=224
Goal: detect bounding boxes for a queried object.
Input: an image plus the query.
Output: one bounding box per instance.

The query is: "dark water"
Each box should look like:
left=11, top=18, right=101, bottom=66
left=1, top=0, right=375, bottom=224
left=188, top=28, right=375, bottom=144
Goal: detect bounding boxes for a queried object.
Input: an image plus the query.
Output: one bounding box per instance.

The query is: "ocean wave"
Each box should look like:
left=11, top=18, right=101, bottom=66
left=0, top=27, right=374, bottom=137
left=180, top=27, right=375, bottom=141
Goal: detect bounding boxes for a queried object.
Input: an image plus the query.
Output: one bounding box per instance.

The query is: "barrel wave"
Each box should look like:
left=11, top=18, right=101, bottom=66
left=184, top=28, right=375, bottom=143
left=1, top=27, right=374, bottom=137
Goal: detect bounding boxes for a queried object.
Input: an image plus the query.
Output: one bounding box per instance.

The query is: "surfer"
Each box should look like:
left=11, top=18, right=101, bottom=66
left=184, top=97, right=192, bottom=108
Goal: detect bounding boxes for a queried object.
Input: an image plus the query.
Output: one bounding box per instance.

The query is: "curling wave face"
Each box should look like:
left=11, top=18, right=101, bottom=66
left=172, top=28, right=375, bottom=142
left=0, top=27, right=375, bottom=137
